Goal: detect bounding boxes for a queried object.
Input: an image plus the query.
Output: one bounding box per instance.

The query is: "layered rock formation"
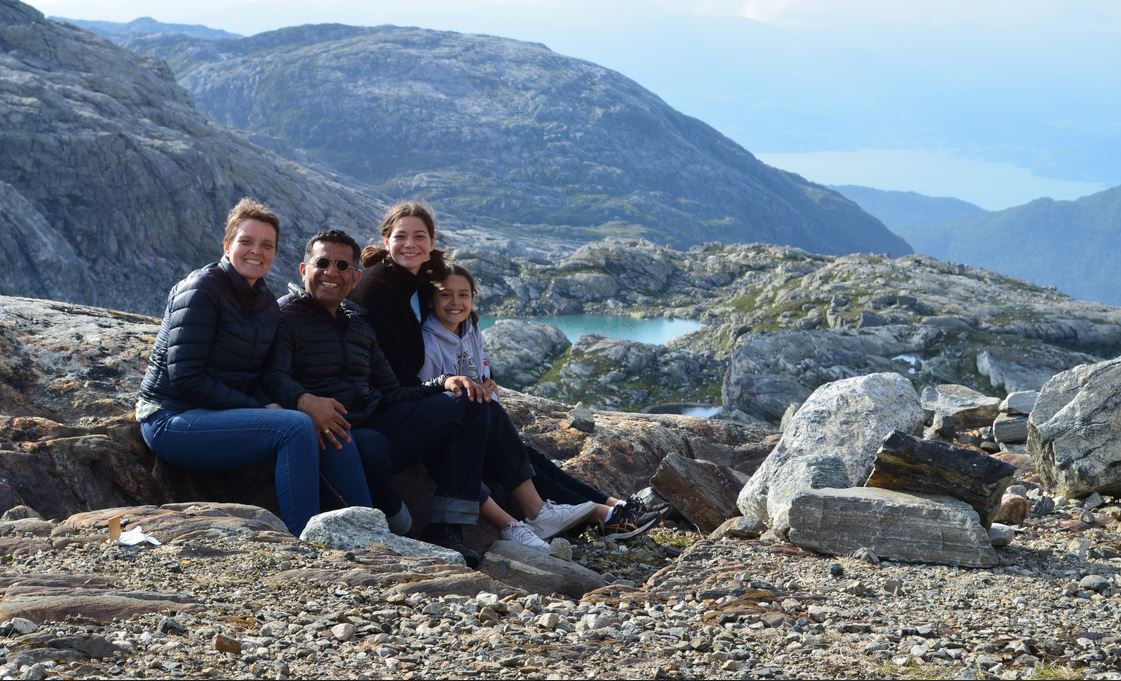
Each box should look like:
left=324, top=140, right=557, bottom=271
left=0, top=294, right=770, bottom=522
left=0, top=0, right=389, bottom=315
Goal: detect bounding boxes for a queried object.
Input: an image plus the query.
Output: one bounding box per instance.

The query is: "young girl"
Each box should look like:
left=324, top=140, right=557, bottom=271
left=353, top=201, right=600, bottom=549
left=420, top=264, right=664, bottom=541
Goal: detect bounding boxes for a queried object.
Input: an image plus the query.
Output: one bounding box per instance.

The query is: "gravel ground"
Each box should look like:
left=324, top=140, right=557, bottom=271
left=1, top=496, right=1120, bottom=680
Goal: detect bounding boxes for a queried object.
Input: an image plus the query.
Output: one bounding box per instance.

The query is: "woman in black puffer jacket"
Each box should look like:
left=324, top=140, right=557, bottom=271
left=137, top=198, right=371, bottom=536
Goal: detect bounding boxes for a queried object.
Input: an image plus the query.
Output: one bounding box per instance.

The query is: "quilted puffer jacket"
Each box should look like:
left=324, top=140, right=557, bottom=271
left=138, top=257, right=278, bottom=413
left=265, top=286, right=440, bottom=427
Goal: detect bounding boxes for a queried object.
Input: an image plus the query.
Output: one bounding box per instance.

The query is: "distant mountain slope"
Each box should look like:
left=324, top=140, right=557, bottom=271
left=0, top=0, right=387, bottom=314
left=830, top=185, right=987, bottom=243
left=122, top=24, right=911, bottom=256
left=56, top=16, right=240, bottom=41
left=904, top=185, right=1121, bottom=306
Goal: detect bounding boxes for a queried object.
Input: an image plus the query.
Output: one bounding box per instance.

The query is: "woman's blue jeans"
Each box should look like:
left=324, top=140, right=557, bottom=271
left=141, top=407, right=371, bottom=536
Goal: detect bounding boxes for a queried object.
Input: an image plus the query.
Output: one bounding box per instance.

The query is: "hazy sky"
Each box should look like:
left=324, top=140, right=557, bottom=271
left=26, top=0, right=1121, bottom=209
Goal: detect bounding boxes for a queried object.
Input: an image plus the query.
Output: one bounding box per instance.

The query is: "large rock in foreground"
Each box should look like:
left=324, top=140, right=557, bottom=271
left=1028, top=358, right=1121, bottom=497
left=736, top=372, right=923, bottom=535
left=787, top=487, right=999, bottom=568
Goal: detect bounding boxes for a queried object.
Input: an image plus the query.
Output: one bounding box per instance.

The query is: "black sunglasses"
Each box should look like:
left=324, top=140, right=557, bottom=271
left=311, top=257, right=355, bottom=272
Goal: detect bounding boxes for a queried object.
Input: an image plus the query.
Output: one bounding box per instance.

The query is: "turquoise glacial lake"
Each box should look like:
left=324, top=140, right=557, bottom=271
left=478, top=314, right=701, bottom=346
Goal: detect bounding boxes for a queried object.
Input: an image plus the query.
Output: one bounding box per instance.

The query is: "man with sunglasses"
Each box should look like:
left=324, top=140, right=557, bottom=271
left=265, top=229, right=490, bottom=567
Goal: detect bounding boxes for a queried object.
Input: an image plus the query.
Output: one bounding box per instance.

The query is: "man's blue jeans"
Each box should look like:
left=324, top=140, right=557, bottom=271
left=141, top=407, right=371, bottom=535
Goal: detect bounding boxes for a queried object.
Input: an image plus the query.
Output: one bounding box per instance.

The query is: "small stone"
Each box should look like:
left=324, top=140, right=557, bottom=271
left=21, top=663, right=47, bottom=681
left=829, top=563, right=844, bottom=578
left=883, top=579, right=903, bottom=595
left=549, top=538, right=573, bottom=561
left=7, top=617, right=37, bottom=635
left=1084, top=492, right=1105, bottom=510
left=1079, top=509, right=1097, bottom=525
left=568, top=403, right=595, bottom=432
left=537, top=613, right=560, bottom=629
left=213, top=634, right=242, bottom=654
left=851, top=547, right=879, bottom=565
left=1080, top=575, right=1110, bottom=593
left=331, top=623, right=356, bottom=641
left=842, top=580, right=866, bottom=597
left=988, top=523, right=1015, bottom=547
left=159, top=617, right=187, bottom=635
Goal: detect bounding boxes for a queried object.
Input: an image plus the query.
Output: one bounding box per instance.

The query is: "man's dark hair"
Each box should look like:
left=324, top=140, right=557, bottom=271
left=305, top=229, right=361, bottom=264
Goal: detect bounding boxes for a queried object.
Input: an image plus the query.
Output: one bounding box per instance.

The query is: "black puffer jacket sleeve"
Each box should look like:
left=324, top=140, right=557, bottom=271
left=263, top=313, right=308, bottom=410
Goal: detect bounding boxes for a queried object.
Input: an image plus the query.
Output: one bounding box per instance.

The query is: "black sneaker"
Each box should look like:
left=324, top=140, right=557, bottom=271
left=600, top=503, right=661, bottom=541
left=627, top=494, right=671, bottom=519
left=423, top=523, right=481, bottom=569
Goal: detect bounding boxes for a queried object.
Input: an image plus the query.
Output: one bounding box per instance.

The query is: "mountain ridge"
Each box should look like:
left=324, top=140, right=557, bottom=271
left=119, top=22, right=912, bottom=256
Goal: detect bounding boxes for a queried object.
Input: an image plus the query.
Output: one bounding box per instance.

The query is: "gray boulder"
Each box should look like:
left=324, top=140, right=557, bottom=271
left=483, top=320, right=570, bottom=390
left=1000, top=390, right=1039, bottom=416
left=976, top=347, right=1096, bottom=393
left=299, top=507, right=466, bottom=567
left=736, top=372, right=923, bottom=535
left=787, top=487, right=999, bottom=568
left=1028, top=358, right=1121, bottom=497
left=920, top=384, right=1001, bottom=429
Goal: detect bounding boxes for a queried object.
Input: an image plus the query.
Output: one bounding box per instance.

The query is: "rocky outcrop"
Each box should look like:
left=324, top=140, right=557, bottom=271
left=532, top=334, right=723, bottom=412
left=736, top=372, right=923, bottom=535
left=1028, top=358, right=1121, bottom=497
left=0, top=1, right=389, bottom=314
left=482, top=320, right=569, bottom=390
left=0, top=294, right=772, bottom=522
left=124, top=24, right=909, bottom=256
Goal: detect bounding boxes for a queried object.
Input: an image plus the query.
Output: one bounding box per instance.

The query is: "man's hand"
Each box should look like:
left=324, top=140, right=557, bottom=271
left=297, top=393, right=352, bottom=449
left=443, top=375, right=491, bottom=403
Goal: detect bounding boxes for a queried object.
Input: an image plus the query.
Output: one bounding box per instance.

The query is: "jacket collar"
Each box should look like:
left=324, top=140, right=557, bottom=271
left=286, top=282, right=365, bottom=320
left=219, top=256, right=269, bottom=303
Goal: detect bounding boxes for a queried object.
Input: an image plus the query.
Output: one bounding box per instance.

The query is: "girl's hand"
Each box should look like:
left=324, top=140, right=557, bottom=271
left=297, top=393, right=352, bottom=449
left=444, top=375, right=489, bottom=403
left=479, top=378, right=500, bottom=397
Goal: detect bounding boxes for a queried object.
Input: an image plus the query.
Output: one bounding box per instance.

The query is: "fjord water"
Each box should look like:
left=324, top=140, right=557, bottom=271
left=478, top=314, right=701, bottom=345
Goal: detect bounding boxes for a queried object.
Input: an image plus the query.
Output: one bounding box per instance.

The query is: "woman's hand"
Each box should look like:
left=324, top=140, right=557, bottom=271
left=443, top=375, right=491, bottom=403
left=264, top=402, right=283, bottom=409
left=297, top=393, right=352, bottom=449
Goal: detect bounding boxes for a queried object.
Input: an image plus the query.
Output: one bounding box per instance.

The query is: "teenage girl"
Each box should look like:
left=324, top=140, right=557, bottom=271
left=351, top=201, right=599, bottom=548
left=419, top=264, right=663, bottom=541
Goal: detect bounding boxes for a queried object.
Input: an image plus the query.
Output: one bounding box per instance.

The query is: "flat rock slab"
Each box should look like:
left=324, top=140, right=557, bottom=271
left=921, top=384, right=1001, bottom=429
left=787, top=487, right=999, bottom=568
left=56, top=503, right=293, bottom=544
left=0, top=572, right=202, bottom=624
left=479, top=540, right=606, bottom=598
left=865, top=430, right=1016, bottom=527
left=650, top=453, right=746, bottom=534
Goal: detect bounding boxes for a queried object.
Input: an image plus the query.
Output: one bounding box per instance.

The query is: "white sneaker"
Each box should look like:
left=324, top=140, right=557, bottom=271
left=500, top=520, right=549, bottom=550
left=525, top=500, right=599, bottom=539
